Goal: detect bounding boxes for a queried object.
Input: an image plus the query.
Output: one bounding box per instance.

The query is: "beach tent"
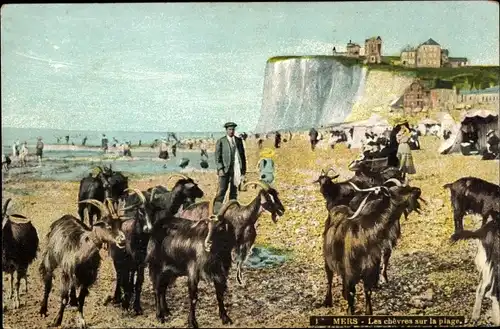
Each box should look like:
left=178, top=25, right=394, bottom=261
left=343, top=114, right=392, bottom=149
left=439, top=109, right=498, bottom=154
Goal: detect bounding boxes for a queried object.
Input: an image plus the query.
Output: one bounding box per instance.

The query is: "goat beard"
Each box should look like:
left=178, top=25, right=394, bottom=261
left=271, top=212, right=280, bottom=223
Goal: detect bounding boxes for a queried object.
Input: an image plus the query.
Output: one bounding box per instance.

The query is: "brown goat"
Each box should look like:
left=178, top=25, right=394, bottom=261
left=179, top=180, right=285, bottom=285
left=322, top=184, right=421, bottom=315
left=39, top=198, right=137, bottom=328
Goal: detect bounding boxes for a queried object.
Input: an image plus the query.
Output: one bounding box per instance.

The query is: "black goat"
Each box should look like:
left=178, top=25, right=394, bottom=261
left=107, top=188, right=154, bottom=314
left=77, top=165, right=129, bottom=226
left=313, top=167, right=400, bottom=211
left=179, top=180, right=285, bottom=285
left=450, top=216, right=499, bottom=326
left=39, top=198, right=132, bottom=328
left=2, top=198, right=39, bottom=310
left=108, top=174, right=204, bottom=315
left=321, top=184, right=421, bottom=315
left=146, top=199, right=235, bottom=328
left=443, top=176, right=500, bottom=232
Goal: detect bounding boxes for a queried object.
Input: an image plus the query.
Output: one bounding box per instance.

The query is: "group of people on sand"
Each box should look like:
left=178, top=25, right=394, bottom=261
left=4, top=137, right=44, bottom=170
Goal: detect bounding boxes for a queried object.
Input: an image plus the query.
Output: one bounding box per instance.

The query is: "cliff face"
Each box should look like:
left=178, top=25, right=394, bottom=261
left=255, top=58, right=367, bottom=132
left=255, top=58, right=416, bottom=132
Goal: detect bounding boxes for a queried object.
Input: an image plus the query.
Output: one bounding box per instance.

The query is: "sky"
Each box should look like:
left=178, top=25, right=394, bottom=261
left=1, top=2, right=499, bottom=133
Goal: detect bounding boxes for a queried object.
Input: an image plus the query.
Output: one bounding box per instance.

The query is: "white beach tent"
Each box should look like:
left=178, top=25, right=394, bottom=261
left=439, top=109, right=498, bottom=154
left=343, top=114, right=392, bottom=149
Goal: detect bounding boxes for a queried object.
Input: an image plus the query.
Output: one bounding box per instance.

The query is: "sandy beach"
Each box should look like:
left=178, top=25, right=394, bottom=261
left=2, top=136, right=499, bottom=328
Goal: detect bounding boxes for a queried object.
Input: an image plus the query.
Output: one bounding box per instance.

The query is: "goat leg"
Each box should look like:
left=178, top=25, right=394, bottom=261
left=75, top=287, right=89, bottom=329
left=121, top=267, right=132, bottom=311
left=9, top=272, right=14, bottom=299
left=471, top=276, right=486, bottom=323
left=322, top=264, right=334, bottom=307
left=133, top=265, right=145, bottom=316
left=40, top=272, right=53, bottom=317
left=153, top=273, right=166, bottom=323
left=491, top=296, right=500, bottom=326
left=111, top=262, right=123, bottom=305
left=214, top=279, right=232, bottom=325
left=187, top=277, right=200, bottom=329
left=343, top=281, right=356, bottom=315
left=69, top=286, right=78, bottom=307
left=380, top=248, right=392, bottom=284
left=49, top=275, right=70, bottom=327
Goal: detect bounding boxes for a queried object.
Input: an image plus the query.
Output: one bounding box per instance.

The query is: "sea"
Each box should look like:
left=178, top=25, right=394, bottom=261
left=2, top=127, right=221, bottom=181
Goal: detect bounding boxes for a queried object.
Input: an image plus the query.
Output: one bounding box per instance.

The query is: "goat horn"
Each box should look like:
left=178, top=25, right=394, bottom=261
left=104, top=198, right=118, bottom=217
left=124, top=188, right=146, bottom=205
left=217, top=200, right=239, bottom=219
left=384, top=178, right=402, bottom=186
left=94, top=166, right=103, bottom=174
left=326, top=168, right=337, bottom=176
left=348, top=182, right=387, bottom=193
left=78, top=199, right=110, bottom=218
left=207, top=197, right=217, bottom=219
left=166, top=174, right=189, bottom=184
left=150, top=187, right=158, bottom=203
left=3, top=198, right=12, bottom=216
left=243, top=180, right=270, bottom=191
left=8, top=214, right=31, bottom=223
left=348, top=191, right=373, bottom=219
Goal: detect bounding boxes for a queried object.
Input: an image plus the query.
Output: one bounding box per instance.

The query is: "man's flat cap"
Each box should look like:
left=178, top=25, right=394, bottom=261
left=224, top=122, right=237, bottom=128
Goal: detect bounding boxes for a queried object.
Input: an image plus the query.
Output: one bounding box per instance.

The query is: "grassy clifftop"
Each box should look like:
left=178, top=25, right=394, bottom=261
left=266, top=55, right=499, bottom=90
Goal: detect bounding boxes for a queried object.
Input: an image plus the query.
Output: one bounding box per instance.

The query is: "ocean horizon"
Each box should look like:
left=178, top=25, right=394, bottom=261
left=1, top=126, right=224, bottom=149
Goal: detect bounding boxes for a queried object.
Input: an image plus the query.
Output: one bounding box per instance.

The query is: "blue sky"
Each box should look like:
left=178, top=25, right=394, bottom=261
left=1, top=2, right=498, bottom=132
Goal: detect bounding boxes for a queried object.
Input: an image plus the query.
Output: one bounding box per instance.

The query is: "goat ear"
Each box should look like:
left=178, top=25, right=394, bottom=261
left=9, top=214, right=28, bottom=220
left=332, top=174, right=340, bottom=180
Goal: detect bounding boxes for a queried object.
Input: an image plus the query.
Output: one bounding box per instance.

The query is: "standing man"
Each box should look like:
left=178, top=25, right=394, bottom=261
left=213, top=122, right=247, bottom=214
left=36, top=137, right=44, bottom=167
left=101, top=134, right=108, bottom=153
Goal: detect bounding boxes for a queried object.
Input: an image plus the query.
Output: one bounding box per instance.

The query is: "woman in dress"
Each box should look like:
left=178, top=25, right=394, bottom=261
left=396, top=123, right=416, bottom=182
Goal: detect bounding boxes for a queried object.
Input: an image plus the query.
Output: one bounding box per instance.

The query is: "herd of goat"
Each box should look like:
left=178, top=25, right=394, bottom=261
left=2, top=162, right=499, bottom=328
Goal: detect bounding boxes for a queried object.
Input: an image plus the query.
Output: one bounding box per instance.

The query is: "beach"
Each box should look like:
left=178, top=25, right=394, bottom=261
left=2, top=136, right=499, bottom=327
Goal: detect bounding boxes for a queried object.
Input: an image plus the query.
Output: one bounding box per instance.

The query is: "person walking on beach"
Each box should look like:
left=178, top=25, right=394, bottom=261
left=200, top=139, right=209, bottom=158
left=213, top=122, right=247, bottom=214
left=159, top=139, right=170, bottom=168
left=82, top=136, right=88, bottom=146
left=309, top=127, right=319, bottom=151
left=171, top=141, right=178, bottom=157
left=274, top=131, right=282, bottom=149
left=65, top=135, right=70, bottom=144
left=396, top=121, right=416, bottom=183
left=101, top=134, right=108, bottom=153
left=36, top=137, right=44, bottom=167
left=19, top=141, right=29, bottom=167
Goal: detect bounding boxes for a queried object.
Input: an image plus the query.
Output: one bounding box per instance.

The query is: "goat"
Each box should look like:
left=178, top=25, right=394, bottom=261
left=443, top=177, right=500, bottom=232
left=450, top=216, right=499, bottom=326
left=107, top=188, right=154, bottom=314
left=108, top=174, right=204, bottom=316
left=313, top=167, right=399, bottom=211
left=348, top=180, right=425, bottom=285
left=39, top=198, right=133, bottom=328
left=2, top=198, right=39, bottom=310
left=77, top=165, right=129, bottom=226
left=179, top=180, right=285, bottom=285
left=146, top=198, right=235, bottom=328
left=321, top=184, right=421, bottom=315
left=147, top=173, right=205, bottom=220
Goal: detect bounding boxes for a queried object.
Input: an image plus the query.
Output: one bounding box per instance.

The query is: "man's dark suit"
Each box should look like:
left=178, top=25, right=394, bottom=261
left=214, top=135, right=247, bottom=213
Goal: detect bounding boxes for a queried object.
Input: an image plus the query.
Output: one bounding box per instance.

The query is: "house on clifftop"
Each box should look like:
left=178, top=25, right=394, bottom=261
left=400, top=38, right=469, bottom=68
